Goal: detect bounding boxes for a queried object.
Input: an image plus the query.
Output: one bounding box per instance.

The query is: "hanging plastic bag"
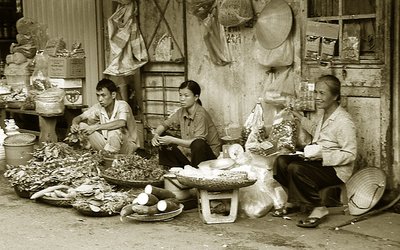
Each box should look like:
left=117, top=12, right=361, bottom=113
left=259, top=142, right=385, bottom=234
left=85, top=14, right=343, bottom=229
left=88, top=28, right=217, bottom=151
left=268, top=107, right=297, bottom=153
left=217, top=0, right=254, bottom=27
left=202, top=7, right=232, bottom=66
left=263, top=66, right=295, bottom=106
left=188, top=0, right=216, bottom=21
left=253, top=36, right=293, bottom=68
left=103, top=1, right=148, bottom=76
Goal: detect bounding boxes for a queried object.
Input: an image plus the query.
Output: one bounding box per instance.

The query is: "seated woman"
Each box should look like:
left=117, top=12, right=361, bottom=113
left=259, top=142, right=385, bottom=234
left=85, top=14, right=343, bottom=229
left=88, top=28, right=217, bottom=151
left=273, top=75, right=357, bottom=228
left=151, top=80, right=221, bottom=168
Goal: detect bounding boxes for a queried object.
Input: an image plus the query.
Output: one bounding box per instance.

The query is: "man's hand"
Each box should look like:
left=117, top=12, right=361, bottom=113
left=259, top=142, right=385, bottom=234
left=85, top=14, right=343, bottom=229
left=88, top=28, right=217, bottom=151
left=80, top=125, right=97, bottom=136
left=70, top=124, right=80, bottom=133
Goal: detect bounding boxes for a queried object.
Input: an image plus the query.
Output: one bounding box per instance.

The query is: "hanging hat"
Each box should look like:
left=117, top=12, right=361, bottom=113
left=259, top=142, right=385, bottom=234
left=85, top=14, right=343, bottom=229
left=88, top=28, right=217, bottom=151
left=346, top=167, right=386, bottom=216
left=255, top=0, right=293, bottom=49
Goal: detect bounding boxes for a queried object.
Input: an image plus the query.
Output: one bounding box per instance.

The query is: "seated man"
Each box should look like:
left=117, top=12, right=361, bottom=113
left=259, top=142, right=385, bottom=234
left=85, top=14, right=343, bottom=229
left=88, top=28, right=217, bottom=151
left=70, top=78, right=139, bottom=154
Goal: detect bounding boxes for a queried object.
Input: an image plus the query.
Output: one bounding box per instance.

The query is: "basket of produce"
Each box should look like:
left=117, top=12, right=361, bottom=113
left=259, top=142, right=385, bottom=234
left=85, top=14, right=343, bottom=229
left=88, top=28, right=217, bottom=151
left=72, top=182, right=130, bottom=217
left=126, top=204, right=184, bottom=222
left=4, top=132, right=36, bottom=145
left=101, top=153, right=166, bottom=187
left=37, top=196, right=73, bottom=208
left=101, top=173, right=164, bottom=188
left=30, top=185, right=76, bottom=208
left=176, top=166, right=256, bottom=191
left=13, top=185, right=35, bottom=199
left=120, top=185, right=184, bottom=222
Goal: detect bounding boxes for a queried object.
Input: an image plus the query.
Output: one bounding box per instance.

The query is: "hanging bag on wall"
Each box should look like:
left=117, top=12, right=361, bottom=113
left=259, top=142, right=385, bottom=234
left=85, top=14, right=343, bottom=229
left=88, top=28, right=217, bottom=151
left=218, top=0, right=254, bottom=27
left=103, top=1, right=148, bottom=76
left=253, top=36, right=294, bottom=68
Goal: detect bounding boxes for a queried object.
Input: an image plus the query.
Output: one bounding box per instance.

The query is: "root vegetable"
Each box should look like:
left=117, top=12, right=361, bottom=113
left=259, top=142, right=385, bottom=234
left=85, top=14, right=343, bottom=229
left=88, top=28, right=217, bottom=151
left=157, top=199, right=180, bottom=212
left=120, top=204, right=135, bottom=217
left=54, top=190, right=68, bottom=198
left=137, top=193, right=159, bottom=206
left=145, top=185, right=176, bottom=199
left=132, top=204, right=159, bottom=215
left=30, top=185, right=70, bottom=200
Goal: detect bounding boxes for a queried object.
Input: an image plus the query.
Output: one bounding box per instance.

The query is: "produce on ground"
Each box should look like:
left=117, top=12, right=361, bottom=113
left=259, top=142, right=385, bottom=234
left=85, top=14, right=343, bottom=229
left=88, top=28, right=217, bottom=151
left=103, top=154, right=165, bottom=181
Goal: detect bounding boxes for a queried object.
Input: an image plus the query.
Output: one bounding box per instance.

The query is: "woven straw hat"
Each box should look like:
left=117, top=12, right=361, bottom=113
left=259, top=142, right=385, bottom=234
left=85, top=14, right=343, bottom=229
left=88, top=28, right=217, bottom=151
left=255, top=0, right=293, bottom=49
left=346, top=167, right=386, bottom=216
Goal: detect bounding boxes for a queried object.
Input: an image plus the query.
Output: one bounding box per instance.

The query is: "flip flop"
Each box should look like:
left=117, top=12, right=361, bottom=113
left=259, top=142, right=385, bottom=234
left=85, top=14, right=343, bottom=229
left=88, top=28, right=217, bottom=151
left=271, top=207, right=300, bottom=217
left=296, top=216, right=326, bottom=228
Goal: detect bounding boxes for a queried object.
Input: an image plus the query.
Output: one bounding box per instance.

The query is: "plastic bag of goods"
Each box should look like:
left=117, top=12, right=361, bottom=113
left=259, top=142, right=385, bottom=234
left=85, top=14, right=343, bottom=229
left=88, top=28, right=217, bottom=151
left=268, top=107, right=297, bottom=153
left=35, top=87, right=65, bottom=116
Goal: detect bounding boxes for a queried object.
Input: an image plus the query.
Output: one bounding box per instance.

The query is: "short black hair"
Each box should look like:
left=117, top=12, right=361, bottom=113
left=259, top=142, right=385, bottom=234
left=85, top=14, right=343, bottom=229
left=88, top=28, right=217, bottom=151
left=96, top=78, right=118, bottom=93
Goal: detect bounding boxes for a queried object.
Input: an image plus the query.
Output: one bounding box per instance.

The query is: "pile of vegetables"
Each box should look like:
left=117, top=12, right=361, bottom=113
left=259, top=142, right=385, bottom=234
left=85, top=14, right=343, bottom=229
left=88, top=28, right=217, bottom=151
left=71, top=177, right=131, bottom=215
left=4, top=142, right=102, bottom=192
left=120, top=184, right=181, bottom=218
left=103, top=154, right=165, bottom=181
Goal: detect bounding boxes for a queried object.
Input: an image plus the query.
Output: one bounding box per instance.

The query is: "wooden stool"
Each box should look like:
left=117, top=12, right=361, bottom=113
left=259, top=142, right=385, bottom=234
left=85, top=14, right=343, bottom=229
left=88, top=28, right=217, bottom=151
left=319, top=183, right=348, bottom=215
left=197, top=189, right=239, bottom=224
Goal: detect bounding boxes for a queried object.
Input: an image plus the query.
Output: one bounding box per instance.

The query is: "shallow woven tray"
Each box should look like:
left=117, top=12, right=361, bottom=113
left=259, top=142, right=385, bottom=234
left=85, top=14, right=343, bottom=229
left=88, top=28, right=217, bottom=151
left=74, top=207, right=119, bottom=217
left=126, top=204, right=184, bottom=222
left=37, top=196, right=73, bottom=208
left=13, top=186, right=35, bottom=199
left=175, top=174, right=257, bottom=191
left=4, top=133, right=36, bottom=145
left=101, top=173, right=164, bottom=188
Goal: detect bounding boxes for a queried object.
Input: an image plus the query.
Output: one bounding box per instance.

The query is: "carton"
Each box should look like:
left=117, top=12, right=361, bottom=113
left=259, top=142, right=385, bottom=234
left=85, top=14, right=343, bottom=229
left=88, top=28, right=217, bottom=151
left=48, top=57, right=85, bottom=78
left=64, top=88, right=83, bottom=105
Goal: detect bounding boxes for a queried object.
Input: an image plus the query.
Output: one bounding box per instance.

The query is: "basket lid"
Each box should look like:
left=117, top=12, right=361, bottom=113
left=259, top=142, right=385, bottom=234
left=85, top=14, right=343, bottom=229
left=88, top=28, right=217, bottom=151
left=346, top=167, right=386, bottom=216
left=4, top=133, right=36, bottom=145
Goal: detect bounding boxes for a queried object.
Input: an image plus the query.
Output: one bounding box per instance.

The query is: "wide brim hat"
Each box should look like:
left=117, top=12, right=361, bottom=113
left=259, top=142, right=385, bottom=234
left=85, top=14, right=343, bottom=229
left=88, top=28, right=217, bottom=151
left=346, top=167, right=386, bottom=216
left=255, top=0, right=293, bottom=49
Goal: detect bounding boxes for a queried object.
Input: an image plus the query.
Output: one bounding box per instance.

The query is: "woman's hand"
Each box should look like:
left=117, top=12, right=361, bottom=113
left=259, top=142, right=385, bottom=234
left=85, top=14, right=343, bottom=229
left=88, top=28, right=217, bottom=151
left=151, top=134, right=160, bottom=147
left=158, top=135, right=175, bottom=146
left=70, top=124, right=80, bottom=133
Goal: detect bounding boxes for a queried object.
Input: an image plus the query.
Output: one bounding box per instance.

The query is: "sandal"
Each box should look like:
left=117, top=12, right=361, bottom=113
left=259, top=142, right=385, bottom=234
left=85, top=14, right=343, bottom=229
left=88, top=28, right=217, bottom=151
left=271, top=206, right=300, bottom=217
left=296, top=216, right=327, bottom=228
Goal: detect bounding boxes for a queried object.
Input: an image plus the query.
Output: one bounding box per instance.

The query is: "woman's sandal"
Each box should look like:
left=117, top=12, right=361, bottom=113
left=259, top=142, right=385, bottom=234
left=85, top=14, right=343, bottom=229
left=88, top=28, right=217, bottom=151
left=271, top=207, right=300, bottom=217
left=296, top=216, right=327, bottom=228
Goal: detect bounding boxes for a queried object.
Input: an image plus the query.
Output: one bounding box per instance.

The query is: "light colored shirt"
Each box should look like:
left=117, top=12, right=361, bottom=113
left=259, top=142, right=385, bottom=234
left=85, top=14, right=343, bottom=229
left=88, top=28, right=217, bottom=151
left=301, top=106, right=357, bottom=182
left=80, top=100, right=138, bottom=144
left=162, top=103, right=221, bottom=157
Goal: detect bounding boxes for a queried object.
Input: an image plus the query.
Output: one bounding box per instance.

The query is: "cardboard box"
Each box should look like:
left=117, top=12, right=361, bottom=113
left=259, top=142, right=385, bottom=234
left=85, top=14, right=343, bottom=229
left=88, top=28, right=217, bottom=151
left=49, top=78, right=84, bottom=88
left=64, top=88, right=83, bottom=105
left=48, top=57, right=85, bottom=78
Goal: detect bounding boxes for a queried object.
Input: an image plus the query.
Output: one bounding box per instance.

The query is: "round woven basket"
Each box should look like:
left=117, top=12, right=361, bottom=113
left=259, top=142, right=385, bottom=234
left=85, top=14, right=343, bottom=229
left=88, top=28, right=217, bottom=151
left=13, top=186, right=35, bottom=199
left=126, top=204, right=184, bottom=222
left=176, top=174, right=256, bottom=191
left=74, top=206, right=118, bottom=217
left=101, top=173, right=164, bottom=188
left=346, top=167, right=386, bottom=216
left=37, top=196, right=73, bottom=208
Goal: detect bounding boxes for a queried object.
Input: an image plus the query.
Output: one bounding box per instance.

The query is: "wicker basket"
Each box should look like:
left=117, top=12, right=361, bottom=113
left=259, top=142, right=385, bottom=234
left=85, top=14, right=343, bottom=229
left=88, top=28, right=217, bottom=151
left=126, top=204, right=184, bottom=222
left=176, top=174, right=256, bottom=191
left=74, top=206, right=118, bottom=217
left=37, top=196, right=73, bottom=208
left=13, top=186, right=35, bottom=199
left=101, top=174, right=164, bottom=188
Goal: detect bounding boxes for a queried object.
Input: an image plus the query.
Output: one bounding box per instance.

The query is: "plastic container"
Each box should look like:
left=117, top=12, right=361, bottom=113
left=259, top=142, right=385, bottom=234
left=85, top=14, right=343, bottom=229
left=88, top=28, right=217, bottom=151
left=164, top=173, right=192, bottom=200
left=3, top=141, right=34, bottom=166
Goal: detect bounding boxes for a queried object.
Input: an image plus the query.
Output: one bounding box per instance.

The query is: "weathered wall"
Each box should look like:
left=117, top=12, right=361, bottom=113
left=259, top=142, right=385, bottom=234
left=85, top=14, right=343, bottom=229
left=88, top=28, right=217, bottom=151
left=186, top=1, right=302, bottom=135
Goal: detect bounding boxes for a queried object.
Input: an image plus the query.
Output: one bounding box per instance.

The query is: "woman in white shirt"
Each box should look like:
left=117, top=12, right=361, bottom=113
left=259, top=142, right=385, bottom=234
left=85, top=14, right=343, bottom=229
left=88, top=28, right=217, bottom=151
left=273, top=75, right=357, bottom=228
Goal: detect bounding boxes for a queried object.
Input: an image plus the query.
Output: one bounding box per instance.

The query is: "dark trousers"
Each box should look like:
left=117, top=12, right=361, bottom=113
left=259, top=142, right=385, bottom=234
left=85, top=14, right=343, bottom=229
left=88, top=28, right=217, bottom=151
left=273, top=155, right=343, bottom=207
left=158, top=138, right=217, bottom=168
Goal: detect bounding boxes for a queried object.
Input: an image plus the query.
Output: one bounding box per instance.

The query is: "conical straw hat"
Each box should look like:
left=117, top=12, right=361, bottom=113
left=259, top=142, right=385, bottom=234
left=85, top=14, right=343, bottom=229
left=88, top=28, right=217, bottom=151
left=255, top=0, right=293, bottom=49
left=346, top=167, right=386, bottom=216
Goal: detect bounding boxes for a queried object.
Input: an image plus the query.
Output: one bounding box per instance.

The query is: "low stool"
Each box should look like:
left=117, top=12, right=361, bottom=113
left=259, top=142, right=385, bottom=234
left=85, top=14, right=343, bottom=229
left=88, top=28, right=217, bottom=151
left=319, top=183, right=348, bottom=215
left=197, top=189, right=239, bottom=224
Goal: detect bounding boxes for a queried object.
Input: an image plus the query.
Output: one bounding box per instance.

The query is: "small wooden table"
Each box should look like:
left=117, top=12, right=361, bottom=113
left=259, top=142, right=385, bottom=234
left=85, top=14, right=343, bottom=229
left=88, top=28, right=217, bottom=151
left=0, top=104, right=87, bottom=143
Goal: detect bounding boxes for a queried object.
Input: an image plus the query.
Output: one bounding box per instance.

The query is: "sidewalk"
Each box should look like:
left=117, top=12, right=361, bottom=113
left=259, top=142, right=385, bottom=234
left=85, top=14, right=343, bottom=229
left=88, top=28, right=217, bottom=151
left=1, top=161, right=399, bottom=249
